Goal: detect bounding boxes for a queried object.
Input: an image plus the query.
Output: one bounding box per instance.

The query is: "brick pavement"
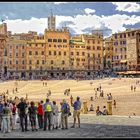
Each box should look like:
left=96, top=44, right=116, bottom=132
left=1, top=114, right=140, bottom=138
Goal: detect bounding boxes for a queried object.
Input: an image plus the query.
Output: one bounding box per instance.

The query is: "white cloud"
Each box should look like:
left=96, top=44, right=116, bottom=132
left=112, top=2, right=140, bottom=12
left=84, top=8, right=96, bottom=15
left=6, top=17, right=47, bottom=34
left=4, top=13, right=140, bottom=37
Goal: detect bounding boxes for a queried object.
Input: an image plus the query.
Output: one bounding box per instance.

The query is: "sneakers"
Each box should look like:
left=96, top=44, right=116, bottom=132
left=71, top=125, right=75, bottom=128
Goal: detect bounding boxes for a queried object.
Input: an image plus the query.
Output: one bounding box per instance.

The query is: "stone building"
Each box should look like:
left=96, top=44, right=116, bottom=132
left=112, top=29, right=140, bottom=71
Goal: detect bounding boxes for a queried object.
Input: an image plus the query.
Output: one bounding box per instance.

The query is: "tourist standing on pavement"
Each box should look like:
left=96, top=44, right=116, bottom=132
left=1, top=102, right=11, bottom=133
left=52, top=101, right=59, bottom=129
left=0, top=100, right=4, bottom=131
left=12, top=102, right=16, bottom=130
left=37, top=102, right=44, bottom=129
left=43, top=98, right=52, bottom=131
left=61, top=99, right=70, bottom=129
left=28, top=101, right=38, bottom=131
left=17, top=97, right=28, bottom=132
left=71, top=96, right=81, bottom=128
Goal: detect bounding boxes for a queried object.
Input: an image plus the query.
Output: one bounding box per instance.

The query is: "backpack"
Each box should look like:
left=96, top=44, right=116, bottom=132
left=12, top=105, right=16, bottom=114
left=45, top=104, right=51, bottom=112
left=63, top=103, right=70, bottom=114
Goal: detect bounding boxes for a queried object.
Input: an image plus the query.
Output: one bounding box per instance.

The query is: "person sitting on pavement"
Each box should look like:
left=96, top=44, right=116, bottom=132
left=89, top=104, right=94, bottom=111
left=102, top=106, right=108, bottom=115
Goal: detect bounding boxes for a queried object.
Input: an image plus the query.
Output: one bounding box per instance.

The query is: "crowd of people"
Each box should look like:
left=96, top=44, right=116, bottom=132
left=0, top=96, right=82, bottom=133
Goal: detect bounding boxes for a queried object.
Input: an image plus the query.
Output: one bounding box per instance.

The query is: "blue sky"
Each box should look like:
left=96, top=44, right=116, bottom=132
left=1, top=2, right=140, bottom=37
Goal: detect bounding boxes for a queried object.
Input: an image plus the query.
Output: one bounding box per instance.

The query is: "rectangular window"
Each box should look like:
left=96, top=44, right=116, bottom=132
left=42, top=51, right=44, bottom=55
left=120, top=34, right=122, bottom=38
left=10, top=61, right=12, bottom=65
left=62, top=60, right=65, bottom=64
left=53, top=39, right=57, bottom=42
left=71, top=52, right=73, bottom=55
left=22, top=60, right=24, bottom=65
left=37, top=60, right=39, bottom=64
left=59, top=51, right=61, bottom=55
left=49, top=51, right=51, bottom=55
left=54, top=51, right=56, bottom=55
left=16, top=60, right=18, bottom=64
left=22, top=45, right=24, bottom=49
left=58, top=39, right=62, bottom=42
left=49, top=44, right=51, bottom=47
left=77, top=52, right=79, bottom=55
left=16, top=53, right=18, bottom=57
left=64, top=52, right=66, bottom=55
left=51, top=60, right=53, bottom=64
left=115, top=34, right=117, bottom=39
left=35, top=51, right=38, bottom=55
left=48, top=39, right=52, bottom=42
left=29, top=51, right=32, bottom=55
left=63, top=39, right=67, bottom=43
left=42, top=60, right=45, bottom=64
left=22, top=53, right=24, bottom=57
left=29, top=60, right=32, bottom=64
left=82, top=52, right=85, bottom=56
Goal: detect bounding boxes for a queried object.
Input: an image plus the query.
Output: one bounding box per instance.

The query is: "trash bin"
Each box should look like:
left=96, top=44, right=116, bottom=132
left=83, top=101, right=88, bottom=114
left=107, top=100, right=112, bottom=115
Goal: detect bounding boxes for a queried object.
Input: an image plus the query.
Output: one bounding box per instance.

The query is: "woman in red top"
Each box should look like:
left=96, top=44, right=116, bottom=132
left=37, top=102, right=44, bottom=129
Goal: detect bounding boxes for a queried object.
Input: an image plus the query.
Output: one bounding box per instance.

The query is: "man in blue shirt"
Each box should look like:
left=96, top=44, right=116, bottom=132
left=71, top=96, right=81, bottom=128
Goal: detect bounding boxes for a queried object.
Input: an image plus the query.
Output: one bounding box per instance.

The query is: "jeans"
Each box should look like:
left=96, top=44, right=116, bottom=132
left=44, top=112, right=52, bottom=130
left=19, top=113, right=28, bottom=131
left=37, top=114, right=43, bottom=129
left=1, top=116, right=11, bottom=133
left=29, top=115, right=36, bottom=127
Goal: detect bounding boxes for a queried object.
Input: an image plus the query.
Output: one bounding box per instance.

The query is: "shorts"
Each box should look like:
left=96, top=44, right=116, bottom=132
left=73, top=110, right=80, bottom=119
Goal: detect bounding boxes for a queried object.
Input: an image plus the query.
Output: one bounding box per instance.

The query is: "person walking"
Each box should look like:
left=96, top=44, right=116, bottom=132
left=61, top=99, right=70, bottom=129
left=28, top=101, right=38, bottom=131
left=43, top=98, right=52, bottom=131
left=113, top=100, right=116, bottom=108
left=71, top=96, right=81, bottom=128
left=17, top=97, right=29, bottom=132
left=37, top=102, right=44, bottom=129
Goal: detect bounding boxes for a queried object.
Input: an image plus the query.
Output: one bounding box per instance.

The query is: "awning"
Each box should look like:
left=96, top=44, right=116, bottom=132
left=120, top=60, right=127, bottom=63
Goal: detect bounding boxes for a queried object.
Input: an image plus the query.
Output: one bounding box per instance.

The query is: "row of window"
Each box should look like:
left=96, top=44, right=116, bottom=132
left=86, top=40, right=101, bottom=44
left=29, top=51, right=45, bottom=55
left=113, top=55, right=127, bottom=59
left=114, top=48, right=127, bottom=52
left=70, top=46, right=101, bottom=50
left=114, top=41, right=126, bottom=46
left=48, top=44, right=67, bottom=48
left=114, top=32, right=135, bottom=39
left=48, top=39, right=67, bottom=43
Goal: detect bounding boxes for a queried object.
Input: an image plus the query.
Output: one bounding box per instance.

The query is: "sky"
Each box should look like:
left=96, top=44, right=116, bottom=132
left=0, top=2, right=140, bottom=37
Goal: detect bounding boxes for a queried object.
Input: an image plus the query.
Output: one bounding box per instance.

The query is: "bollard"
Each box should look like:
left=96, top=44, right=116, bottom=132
left=107, top=100, right=112, bottom=115
left=83, top=101, right=88, bottom=114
